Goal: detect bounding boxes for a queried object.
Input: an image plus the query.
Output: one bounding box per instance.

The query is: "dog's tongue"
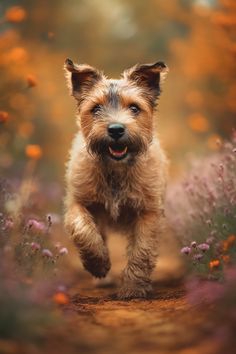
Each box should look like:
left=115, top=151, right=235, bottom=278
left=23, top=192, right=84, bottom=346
left=109, top=146, right=127, bottom=158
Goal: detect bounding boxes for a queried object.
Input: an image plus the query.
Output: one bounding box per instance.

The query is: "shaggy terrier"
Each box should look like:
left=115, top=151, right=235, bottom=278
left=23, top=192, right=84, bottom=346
left=64, top=58, right=168, bottom=299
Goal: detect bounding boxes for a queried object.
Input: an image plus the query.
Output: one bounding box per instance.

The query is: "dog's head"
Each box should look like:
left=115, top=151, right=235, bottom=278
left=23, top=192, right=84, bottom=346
left=65, top=59, right=168, bottom=163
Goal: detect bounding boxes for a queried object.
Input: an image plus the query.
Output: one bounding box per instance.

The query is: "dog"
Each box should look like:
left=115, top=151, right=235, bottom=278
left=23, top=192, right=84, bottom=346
left=64, top=58, right=168, bottom=299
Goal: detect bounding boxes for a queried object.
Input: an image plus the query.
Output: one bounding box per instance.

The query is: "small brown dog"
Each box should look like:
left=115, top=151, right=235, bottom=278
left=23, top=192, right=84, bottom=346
left=64, top=58, right=168, bottom=299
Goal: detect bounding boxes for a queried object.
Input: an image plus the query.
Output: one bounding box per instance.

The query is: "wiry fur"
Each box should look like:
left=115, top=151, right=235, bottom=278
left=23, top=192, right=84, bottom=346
left=64, top=59, right=169, bottom=299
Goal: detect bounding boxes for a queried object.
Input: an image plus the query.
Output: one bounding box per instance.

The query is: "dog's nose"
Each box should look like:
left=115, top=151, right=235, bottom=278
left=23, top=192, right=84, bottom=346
left=108, top=123, right=125, bottom=140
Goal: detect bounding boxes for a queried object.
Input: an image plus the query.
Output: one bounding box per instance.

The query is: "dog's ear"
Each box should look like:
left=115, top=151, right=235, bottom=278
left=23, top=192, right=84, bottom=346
left=64, top=58, right=103, bottom=100
left=123, top=61, right=168, bottom=103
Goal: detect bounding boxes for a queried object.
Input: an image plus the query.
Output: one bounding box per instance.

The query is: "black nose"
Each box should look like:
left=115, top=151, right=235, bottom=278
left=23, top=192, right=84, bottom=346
left=108, top=123, right=125, bottom=140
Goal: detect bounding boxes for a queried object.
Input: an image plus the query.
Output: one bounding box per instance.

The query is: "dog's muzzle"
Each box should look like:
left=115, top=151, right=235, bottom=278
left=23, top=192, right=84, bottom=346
left=107, top=123, right=128, bottom=160
left=88, top=126, right=147, bottom=161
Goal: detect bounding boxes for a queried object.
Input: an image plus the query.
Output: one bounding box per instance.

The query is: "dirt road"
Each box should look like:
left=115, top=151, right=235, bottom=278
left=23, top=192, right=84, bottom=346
left=0, top=235, right=219, bottom=354
left=65, top=278, right=213, bottom=354
left=57, top=235, right=218, bottom=354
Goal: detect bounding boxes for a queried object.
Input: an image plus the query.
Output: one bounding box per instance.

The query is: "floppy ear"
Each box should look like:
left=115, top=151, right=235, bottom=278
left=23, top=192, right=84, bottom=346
left=123, top=61, right=168, bottom=104
left=64, top=58, right=102, bottom=101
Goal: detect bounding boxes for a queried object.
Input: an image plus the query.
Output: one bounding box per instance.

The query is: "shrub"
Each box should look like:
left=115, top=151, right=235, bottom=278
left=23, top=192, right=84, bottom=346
left=166, top=133, right=236, bottom=279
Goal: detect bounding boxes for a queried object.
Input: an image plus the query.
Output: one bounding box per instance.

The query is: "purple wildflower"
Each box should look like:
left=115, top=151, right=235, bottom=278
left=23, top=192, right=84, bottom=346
left=42, top=249, right=53, bottom=258
left=181, top=246, right=191, bottom=255
left=27, top=219, right=46, bottom=232
left=4, top=219, right=14, bottom=230
left=59, top=247, right=68, bottom=255
left=31, top=242, right=41, bottom=251
left=197, top=243, right=210, bottom=252
left=193, top=253, right=203, bottom=261
left=206, top=236, right=215, bottom=245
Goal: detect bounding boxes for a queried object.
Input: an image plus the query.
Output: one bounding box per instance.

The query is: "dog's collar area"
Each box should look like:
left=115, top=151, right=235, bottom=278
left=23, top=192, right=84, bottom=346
left=108, top=146, right=128, bottom=160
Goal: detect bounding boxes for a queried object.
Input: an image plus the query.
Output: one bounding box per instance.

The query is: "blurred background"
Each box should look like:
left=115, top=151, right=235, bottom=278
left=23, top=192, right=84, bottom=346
left=0, top=2, right=236, bottom=352
left=0, top=0, right=236, bottom=213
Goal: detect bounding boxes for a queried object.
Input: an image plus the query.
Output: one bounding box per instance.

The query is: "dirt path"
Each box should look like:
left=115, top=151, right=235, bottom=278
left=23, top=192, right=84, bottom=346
left=60, top=276, right=216, bottom=354
left=0, top=277, right=219, bottom=354
left=51, top=235, right=218, bottom=354
left=0, top=236, right=219, bottom=354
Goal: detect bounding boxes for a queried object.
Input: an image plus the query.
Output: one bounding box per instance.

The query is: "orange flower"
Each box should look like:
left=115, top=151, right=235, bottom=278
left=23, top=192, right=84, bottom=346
left=0, top=111, right=9, bottom=124
left=53, top=292, right=69, bottom=305
left=25, top=144, right=42, bottom=160
left=222, top=240, right=229, bottom=252
left=6, top=47, right=28, bottom=63
left=221, top=235, right=236, bottom=252
left=187, top=113, right=209, bottom=133
left=5, top=6, right=27, bottom=23
left=209, top=259, right=220, bottom=270
left=26, top=75, right=37, bottom=88
left=227, top=234, right=236, bottom=246
left=222, top=255, right=230, bottom=264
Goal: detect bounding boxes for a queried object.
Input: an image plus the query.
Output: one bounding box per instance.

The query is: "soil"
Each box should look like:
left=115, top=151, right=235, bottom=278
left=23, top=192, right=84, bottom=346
left=0, top=236, right=220, bottom=354
left=26, top=271, right=216, bottom=354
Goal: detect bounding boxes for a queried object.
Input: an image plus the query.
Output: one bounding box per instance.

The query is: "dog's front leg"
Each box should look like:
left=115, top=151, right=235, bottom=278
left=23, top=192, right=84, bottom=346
left=64, top=202, right=111, bottom=278
left=118, top=211, right=164, bottom=299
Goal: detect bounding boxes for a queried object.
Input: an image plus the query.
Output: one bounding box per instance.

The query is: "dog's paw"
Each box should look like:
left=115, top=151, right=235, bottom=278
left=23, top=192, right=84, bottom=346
left=81, top=250, right=111, bottom=278
left=117, top=284, right=153, bottom=300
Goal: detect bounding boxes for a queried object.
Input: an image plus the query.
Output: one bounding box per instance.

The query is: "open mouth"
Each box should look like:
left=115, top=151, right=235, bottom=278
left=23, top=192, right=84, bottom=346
left=108, top=146, right=128, bottom=160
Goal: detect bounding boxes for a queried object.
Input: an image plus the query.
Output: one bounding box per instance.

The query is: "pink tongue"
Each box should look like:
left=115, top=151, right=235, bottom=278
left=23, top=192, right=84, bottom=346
left=109, top=146, right=127, bottom=157
left=113, top=150, right=125, bottom=156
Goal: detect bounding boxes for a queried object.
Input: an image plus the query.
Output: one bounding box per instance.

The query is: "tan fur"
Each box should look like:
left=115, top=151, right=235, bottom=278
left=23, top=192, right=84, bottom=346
left=64, top=59, right=168, bottom=299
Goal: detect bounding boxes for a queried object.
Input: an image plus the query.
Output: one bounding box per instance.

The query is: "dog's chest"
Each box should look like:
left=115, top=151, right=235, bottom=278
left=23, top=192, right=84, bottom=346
left=98, top=171, right=143, bottom=220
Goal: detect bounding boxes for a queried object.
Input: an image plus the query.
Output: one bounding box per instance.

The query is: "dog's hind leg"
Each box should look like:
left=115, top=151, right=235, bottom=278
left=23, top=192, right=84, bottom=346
left=64, top=202, right=111, bottom=278
left=118, top=211, right=164, bottom=299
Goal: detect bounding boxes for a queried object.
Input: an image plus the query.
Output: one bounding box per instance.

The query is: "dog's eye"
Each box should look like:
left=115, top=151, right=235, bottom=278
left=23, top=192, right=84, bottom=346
left=91, top=104, right=102, bottom=115
left=129, top=104, right=140, bottom=115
